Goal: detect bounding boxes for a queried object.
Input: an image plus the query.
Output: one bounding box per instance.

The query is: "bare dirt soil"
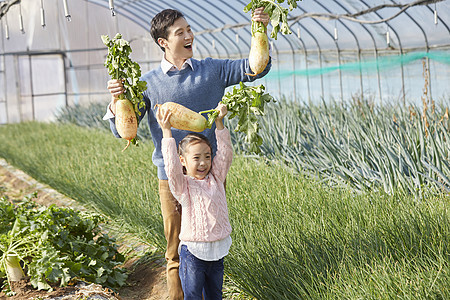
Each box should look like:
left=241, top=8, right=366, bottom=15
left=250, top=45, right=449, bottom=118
left=0, top=159, right=169, bottom=300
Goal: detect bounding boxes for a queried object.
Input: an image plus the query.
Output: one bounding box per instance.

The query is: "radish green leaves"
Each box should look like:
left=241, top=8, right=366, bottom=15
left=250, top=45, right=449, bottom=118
left=205, top=82, right=275, bottom=153
left=244, top=0, right=301, bottom=39
left=0, top=194, right=127, bottom=294
left=101, top=33, right=147, bottom=117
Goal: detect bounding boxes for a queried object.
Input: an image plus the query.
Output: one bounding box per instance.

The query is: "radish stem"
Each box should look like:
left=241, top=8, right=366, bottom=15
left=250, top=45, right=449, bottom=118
left=199, top=109, right=218, bottom=115
left=200, top=109, right=220, bottom=129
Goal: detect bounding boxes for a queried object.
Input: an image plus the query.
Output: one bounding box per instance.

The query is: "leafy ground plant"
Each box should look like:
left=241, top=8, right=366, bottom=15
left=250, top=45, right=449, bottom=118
left=0, top=192, right=127, bottom=295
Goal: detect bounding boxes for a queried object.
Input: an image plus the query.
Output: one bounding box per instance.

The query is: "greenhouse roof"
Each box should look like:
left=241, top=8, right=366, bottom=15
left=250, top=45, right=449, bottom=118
left=1, top=0, right=449, bottom=57
left=85, top=0, right=450, bottom=56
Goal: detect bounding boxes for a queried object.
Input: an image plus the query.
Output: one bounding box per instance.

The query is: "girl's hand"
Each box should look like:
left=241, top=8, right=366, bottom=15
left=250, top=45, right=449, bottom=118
left=216, top=103, right=228, bottom=120
left=215, top=103, right=228, bottom=130
left=252, top=7, right=270, bottom=28
left=156, top=106, right=172, bottom=137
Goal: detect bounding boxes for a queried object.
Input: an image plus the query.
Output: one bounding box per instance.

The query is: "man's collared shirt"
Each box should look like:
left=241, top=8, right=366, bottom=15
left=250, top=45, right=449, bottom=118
left=161, top=56, right=194, bottom=73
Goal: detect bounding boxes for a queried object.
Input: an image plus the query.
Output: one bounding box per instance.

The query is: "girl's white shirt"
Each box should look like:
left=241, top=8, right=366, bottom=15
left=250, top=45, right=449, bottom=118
left=179, top=236, right=232, bottom=261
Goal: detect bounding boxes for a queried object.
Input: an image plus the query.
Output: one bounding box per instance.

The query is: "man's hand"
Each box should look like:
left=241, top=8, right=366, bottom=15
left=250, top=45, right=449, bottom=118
left=252, top=7, right=270, bottom=28
left=107, top=79, right=125, bottom=114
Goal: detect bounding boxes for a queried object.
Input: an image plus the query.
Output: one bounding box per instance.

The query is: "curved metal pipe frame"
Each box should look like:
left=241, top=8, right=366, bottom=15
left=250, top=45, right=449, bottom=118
left=85, top=0, right=450, bottom=105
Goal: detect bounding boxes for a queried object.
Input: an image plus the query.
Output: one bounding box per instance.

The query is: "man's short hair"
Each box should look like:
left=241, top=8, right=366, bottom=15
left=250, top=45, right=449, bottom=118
left=150, top=9, right=185, bottom=52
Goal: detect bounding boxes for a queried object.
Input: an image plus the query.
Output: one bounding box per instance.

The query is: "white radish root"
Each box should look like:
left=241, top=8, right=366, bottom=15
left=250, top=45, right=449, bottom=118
left=115, top=99, right=137, bottom=152
left=154, top=102, right=207, bottom=132
left=245, top=30, right=270, bottom=76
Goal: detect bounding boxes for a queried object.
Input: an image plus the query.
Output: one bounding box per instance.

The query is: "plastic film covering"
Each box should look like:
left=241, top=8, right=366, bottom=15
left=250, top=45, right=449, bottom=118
left=0, top=0, right=449, bottom=123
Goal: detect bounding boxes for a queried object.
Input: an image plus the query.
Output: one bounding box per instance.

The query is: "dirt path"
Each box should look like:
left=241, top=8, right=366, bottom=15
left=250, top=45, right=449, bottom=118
left=0, top=158, right=169, bottom=300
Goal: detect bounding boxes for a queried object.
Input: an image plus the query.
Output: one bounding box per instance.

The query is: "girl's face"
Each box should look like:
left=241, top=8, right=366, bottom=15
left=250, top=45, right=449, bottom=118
left=180, top=141, right=211, bottom=180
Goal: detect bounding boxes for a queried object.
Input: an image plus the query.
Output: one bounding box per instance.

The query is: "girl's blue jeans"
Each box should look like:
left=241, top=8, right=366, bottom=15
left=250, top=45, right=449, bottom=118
left=179, top=245, right=224, bottom=300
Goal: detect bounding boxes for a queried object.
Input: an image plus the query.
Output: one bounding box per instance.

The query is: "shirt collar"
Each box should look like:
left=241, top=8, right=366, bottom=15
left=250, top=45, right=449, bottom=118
left=161, top=56, right=194, bottom=74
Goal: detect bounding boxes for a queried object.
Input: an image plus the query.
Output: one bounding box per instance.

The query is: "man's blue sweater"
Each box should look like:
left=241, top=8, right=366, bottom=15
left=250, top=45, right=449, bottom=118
left=110, top=57, right=271, bottom=179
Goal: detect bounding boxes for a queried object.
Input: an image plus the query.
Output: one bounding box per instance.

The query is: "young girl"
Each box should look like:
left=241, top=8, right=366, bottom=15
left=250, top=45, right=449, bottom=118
left=156, top=103, right=232, bottom=300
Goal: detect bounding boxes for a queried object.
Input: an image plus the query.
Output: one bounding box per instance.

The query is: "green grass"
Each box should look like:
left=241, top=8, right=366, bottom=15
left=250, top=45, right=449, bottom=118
left=225, top=159, right=449, bottom=299
left=0, top=122, right=448, bottom=299
left=255, top=98, right=450, bottom=196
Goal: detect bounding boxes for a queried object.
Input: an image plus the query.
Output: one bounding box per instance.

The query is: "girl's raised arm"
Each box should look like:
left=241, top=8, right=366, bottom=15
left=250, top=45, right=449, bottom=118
left=215, top=103, right=228, bottom=130
left=156, top=106, right=173, bottom=138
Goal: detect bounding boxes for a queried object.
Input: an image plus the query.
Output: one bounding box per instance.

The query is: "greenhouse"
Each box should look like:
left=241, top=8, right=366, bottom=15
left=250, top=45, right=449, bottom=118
left=0, top=0, right=449, bottom=299
left=0, top=0, right=449, bottom=123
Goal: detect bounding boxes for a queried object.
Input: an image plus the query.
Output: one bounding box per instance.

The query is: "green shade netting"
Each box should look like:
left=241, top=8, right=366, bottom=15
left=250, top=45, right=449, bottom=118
left=266, top=51, right=450, bottom=79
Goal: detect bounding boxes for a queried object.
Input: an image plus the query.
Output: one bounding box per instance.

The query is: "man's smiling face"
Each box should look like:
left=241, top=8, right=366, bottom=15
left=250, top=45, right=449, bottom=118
left=159, top=17, right=194, bottom=63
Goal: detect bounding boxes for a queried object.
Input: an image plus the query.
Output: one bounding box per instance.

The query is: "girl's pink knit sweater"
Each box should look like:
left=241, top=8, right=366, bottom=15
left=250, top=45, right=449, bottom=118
left=161, top=128, right=233, bottom=242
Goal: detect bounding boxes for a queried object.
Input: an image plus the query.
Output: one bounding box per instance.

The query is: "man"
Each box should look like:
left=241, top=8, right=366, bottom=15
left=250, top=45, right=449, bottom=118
left=104, top=7, right=271, bottom=300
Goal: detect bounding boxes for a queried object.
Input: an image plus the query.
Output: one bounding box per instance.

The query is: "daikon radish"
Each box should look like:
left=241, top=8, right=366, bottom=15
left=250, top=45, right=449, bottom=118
left=115, top=99, right=138, bottom=152
left=243, top=1, right=302, bottom=75
left=155, top=102, right=208, bottom=132
left=245, top=29, right=270, bottom=76
left=102, top=33, right=147, bottom=152
left=5, top=254, right=24, bottom=282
